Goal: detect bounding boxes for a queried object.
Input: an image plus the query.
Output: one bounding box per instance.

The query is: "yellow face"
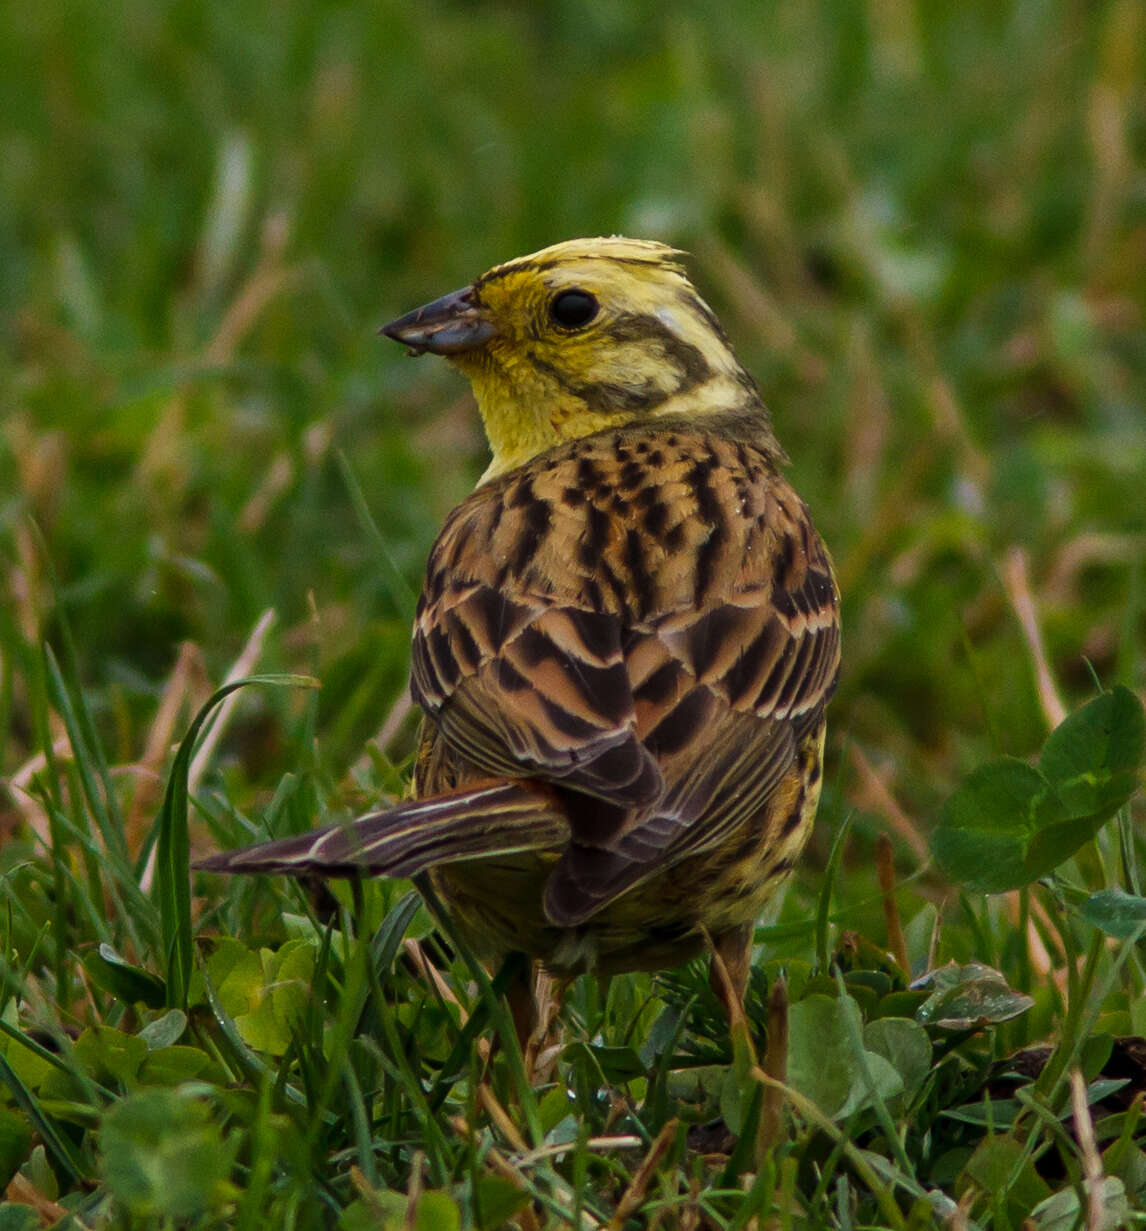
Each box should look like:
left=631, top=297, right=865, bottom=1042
left=383, top=237, right=764, bottom=479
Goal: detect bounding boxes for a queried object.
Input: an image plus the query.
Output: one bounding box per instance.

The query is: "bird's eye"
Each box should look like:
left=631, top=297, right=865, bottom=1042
left=549, top=289, right=598, bottom=330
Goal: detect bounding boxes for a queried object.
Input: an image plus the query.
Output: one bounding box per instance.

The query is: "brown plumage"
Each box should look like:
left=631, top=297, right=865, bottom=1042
left=198, top=237, right=840, bottom=998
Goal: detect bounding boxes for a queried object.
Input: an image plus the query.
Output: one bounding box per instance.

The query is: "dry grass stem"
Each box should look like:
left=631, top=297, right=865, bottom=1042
left=126, top=640, right=210, bottom=856
left=400, top=937, right=493, bottom=1063
left=876, top=833, right=910, bottom=974
left=848, top=745, right=929, bottom=863
left=188, top=607, right=277, bottom=792
left=447, top=1118, right=541, bottom=1231
left=5, top=1173, right=83, bottom=1229
left=607, top=1117, right=679, bottom=1230
left=140, top=608, right=276, bottom=891
left=373, top=684, right=414, bottom=757
left=238, top=451, right=296, bottom=534
left=758, top=979, right=789, bottom=1158
left=514, top=1136, right=645, bottom=1168
left=944, top=1189, right=973, bottom=1230
left=1000, top=546, right=1067, bottom=729
left=1069, top=1067, right=1107, bottom=1231
left=479, top=1084, right=530, bottom=1154
left=680, top=1175, right=702, bottom=1231
left=1005, top=892, right=1054, bottom=979
left=138, top=212, right=298, bottom=489
left=834, top=444, right=933, bottom=597
left=8, top=734, right=73, bottom=848
left=404, top=1149, right=425, bottom=1231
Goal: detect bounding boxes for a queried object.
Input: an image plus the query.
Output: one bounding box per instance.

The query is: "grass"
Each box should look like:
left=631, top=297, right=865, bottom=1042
left=2, top=0, right=1145, bottom=1226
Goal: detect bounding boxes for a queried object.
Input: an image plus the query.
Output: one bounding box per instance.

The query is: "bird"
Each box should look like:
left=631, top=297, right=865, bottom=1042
left=198, top=237, right=840, bottom=1015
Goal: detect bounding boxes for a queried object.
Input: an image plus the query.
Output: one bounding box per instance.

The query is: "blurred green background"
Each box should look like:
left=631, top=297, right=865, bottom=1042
left=2, top=0, right=1144, bottom=852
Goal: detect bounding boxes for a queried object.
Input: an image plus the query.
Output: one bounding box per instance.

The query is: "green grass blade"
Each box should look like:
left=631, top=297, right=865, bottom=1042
left=336, top=450, right=419, bottom=623
left=0, top=1051, right=84, bottom=1182
left=816, top=811, right=854, bottom=974
left=155, top=673, right=318, bottom=1007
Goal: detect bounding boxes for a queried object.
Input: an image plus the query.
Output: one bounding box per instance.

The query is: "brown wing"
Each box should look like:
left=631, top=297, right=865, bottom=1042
left=411, top=427, right=840, bottom=924
left=412, top=582, right=663, bottom=808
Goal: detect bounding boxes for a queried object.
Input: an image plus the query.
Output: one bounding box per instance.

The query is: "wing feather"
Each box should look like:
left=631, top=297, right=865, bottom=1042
left=196, top=781, right=568, bottom=878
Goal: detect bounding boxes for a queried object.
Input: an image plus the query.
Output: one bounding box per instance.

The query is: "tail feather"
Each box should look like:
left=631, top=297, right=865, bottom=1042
left=195, top=780, right=569, bottom=879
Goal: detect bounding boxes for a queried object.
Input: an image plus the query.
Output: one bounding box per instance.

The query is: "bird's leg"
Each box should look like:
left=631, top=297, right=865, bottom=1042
left=527, top=969, right=568, bottom=1084
left=504, top=957, right=539, bottom=1061
left=504, top=963, right=570, bottom=1083
left=708, top=923, right=754, bottom=1028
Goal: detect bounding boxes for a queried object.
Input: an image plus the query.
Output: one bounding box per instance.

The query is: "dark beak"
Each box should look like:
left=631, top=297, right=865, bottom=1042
left=379, top=286, right=496, bottom=356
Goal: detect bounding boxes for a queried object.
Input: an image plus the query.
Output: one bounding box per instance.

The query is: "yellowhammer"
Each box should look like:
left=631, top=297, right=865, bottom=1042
left=199, top=237, right=840, bottom=1007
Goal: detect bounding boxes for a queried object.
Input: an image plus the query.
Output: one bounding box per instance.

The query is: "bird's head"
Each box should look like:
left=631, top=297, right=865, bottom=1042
left=382, top=237, right=776, bottom=479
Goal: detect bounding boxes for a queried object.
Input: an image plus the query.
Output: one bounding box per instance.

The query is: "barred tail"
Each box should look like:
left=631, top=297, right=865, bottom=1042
left=195, top=780, right=569, bottom=879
